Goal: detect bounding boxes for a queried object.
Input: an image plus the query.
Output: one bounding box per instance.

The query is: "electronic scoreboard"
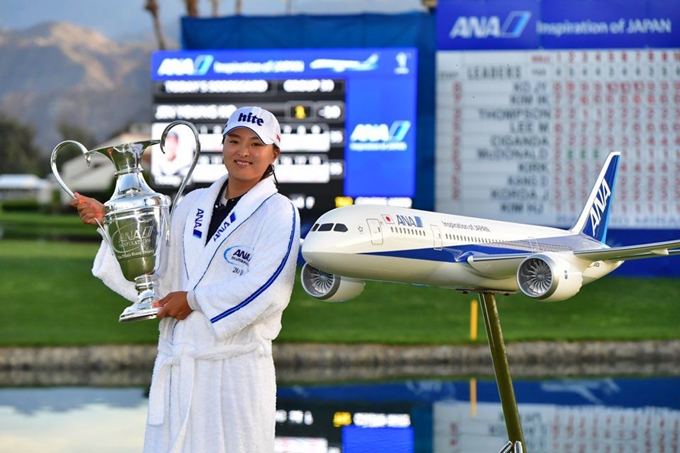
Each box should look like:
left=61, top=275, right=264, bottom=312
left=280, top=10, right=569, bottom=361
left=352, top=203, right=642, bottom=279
left=150, top=48, right=418, bottom=218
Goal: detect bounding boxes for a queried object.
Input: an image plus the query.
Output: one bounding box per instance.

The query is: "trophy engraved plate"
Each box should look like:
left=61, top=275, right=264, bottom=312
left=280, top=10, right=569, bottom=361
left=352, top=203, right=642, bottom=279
left=51, top=121, right=200, bottom=322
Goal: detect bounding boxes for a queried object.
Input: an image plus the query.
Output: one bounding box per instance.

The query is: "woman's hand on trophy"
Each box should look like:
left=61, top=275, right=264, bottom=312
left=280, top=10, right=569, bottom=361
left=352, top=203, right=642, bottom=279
left=70, top=192, right=105, bottom=226
left=154, top=291, right=194, bottom=320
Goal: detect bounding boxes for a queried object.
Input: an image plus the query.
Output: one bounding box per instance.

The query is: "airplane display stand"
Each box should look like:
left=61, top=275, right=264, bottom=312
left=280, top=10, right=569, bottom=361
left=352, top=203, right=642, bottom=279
left=478, top=291, right=526, bottom=453
left=498, top=440, right=524, bottom=453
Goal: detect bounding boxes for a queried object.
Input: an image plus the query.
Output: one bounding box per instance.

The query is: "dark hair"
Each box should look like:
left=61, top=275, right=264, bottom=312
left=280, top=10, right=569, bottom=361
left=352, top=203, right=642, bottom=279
left=261, top=144, right=280, bottom=186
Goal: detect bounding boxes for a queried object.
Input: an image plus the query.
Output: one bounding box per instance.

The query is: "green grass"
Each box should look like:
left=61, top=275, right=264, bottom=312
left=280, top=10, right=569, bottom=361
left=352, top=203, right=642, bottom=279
left=0, top=239, right=159, bottom=345
left=0, top=211, right=101, bottom=239
left=1, top=235, right=679, bottom=347
left=279, top=274, right=680, bottom=344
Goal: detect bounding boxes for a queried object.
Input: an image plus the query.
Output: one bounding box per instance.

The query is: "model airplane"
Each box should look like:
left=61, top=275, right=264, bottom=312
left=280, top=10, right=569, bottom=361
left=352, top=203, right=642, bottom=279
left=309, top=53, right=379, bottom=72
left=300, top=152, right=680, bottom=302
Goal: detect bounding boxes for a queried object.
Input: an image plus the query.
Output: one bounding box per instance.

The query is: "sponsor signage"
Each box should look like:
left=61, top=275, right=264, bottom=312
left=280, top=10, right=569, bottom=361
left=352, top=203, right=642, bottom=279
left=437, top=0, right=679, bottom=51
left=151, top=48, right=418, bottom=213
left=436, top=0, right=539, bottom=50
left=151, top=49, right=416, bottom=80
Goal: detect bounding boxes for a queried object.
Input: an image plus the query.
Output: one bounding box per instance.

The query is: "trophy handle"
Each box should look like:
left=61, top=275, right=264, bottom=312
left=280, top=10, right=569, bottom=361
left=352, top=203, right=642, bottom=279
left=160, top=120, right=201, bottom=218
left=50, top=140, right=114, bottom=250
left=50, top=140, right=90, bottom=200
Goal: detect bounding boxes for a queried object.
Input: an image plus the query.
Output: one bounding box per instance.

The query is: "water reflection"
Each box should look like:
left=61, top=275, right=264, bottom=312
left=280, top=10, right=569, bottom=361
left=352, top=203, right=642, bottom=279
left=0, top=388, right=147, bottom=453
left=1, top=377, right=679, bottom=452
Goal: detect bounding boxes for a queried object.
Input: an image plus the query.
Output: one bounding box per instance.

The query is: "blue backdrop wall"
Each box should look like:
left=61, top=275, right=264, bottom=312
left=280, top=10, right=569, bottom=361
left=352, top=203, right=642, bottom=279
left=181, top=13, right=437, bottom=212
left=180, top=13, right=679, bottom=277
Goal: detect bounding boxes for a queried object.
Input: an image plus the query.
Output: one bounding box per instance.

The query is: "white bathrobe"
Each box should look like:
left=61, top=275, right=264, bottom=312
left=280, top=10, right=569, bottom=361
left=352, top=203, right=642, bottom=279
left=91, top=175, right=300, bottom=453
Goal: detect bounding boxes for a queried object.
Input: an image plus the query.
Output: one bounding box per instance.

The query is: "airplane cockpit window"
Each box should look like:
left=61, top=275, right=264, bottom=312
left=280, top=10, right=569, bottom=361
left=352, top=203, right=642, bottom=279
left=311, top=224, right=320, bottom=232
left=318, top=223, right=334, bottom=232
left=333, top=223, right=348, bottom=232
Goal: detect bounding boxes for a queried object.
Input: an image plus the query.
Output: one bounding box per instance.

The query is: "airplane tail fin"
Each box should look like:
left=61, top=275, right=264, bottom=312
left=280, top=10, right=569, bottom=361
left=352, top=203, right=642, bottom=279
left=569, top=151, right=620, bottom=243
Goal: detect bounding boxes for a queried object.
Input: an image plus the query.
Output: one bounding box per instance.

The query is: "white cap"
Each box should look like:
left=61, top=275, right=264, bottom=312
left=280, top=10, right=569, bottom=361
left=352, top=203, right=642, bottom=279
left=222, top=106, right=281, bottom=147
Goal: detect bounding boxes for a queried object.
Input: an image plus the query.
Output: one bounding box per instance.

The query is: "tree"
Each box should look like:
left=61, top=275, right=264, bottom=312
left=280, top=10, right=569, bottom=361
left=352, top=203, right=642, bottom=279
left=44, top=121, right=100, bottom=176
left=0, top=115, right=41, bottom=175
left=185, top=0, right=199, bottom=17
left=57, top=121, right=98, bottom=151
left=144, top=0, right=167, bottom=50
left=210, top=0, right=222, bottom=16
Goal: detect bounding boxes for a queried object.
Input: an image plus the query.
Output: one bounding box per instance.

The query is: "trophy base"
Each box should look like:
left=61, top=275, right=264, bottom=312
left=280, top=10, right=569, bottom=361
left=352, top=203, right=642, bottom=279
left=120, top=275, right=162, bottom=323
left=119, top=305, right=159, bottom=323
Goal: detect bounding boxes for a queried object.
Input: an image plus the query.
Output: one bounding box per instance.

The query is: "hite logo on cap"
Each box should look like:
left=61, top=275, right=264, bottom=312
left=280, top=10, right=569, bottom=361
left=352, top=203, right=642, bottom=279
left=238, top=111, right=265, bottom=126
left=224, top=106, right=281, bottom=146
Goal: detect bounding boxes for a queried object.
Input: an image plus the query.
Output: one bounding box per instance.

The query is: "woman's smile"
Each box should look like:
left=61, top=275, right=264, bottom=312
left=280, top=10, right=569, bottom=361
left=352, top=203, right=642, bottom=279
left=233, top=158, right=251, bottom=166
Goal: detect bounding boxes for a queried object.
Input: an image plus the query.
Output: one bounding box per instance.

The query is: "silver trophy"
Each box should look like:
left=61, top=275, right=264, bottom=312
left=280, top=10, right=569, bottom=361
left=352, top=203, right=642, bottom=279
left=51, top=120, right=200, bottom=322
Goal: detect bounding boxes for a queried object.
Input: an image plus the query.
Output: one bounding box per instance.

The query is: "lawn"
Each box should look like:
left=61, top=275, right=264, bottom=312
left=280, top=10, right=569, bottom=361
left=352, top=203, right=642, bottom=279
left=0, top=210, right=101, bottom=240
left=1, top=236, right=679, bottom=347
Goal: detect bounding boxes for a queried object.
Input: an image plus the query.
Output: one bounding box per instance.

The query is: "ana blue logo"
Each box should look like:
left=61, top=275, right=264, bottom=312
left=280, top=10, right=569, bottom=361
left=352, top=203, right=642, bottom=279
left=224, top=246, right=253, bottom=266
left=157, top=55, right=214, bottom=77
left=449, top=11, right=531, bottom=39
left=212, top=212, right=237, bottom=242
left=193, top=208, right=204, bottom=238
left=589, top=179, right=611, bottom=237
left=350, top=121, right=411, bottom=143
left=348, top=121, right=411, bottom=152
left=396, top=215, right=423, bottom=228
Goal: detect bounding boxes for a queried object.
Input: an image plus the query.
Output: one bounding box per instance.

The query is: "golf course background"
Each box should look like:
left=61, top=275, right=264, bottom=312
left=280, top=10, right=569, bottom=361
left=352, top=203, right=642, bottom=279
left=1, top=211, right=679, bottom=347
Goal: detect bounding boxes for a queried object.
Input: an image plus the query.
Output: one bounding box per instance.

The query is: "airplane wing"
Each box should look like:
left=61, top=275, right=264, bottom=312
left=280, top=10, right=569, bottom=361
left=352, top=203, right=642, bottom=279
left=461, top=238, right=680, bottom=278
left=573, top=239, right=680, bottom=262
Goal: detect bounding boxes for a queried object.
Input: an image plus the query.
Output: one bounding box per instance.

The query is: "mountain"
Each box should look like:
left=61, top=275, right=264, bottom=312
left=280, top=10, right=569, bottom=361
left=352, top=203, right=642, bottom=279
left=0, top=0, right=427, bottom=157
left=0, top=22, right=156, bottom=155
left=0, top=0, right=183, bottom=43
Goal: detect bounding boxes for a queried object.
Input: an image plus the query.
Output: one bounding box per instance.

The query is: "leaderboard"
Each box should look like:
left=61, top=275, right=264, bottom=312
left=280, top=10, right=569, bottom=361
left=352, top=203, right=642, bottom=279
left=436, top=49, right=680, bottom=228
left=151, top=77, right=347, bottom=212
left=150, top=48, right=418, bottom=217
left=435, top=0, right=680, bottom=229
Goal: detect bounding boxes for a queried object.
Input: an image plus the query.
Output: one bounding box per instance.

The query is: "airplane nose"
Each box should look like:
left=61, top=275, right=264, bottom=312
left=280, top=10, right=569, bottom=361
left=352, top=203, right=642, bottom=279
left=301, top=227, right=349, bottom=270
left=301, top=232, right=325, bottom=263
left=301, top=207, right=357, bottom=267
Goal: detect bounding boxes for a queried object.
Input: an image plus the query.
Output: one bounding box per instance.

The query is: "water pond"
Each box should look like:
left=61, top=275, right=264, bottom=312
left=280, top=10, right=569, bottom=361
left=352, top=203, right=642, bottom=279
left=1, top=375, right=679, bottom=452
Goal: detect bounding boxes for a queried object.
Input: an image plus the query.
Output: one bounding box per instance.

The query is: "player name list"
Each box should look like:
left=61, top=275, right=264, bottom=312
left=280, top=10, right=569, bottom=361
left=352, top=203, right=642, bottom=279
left=436, top=49, right=680, bottom=229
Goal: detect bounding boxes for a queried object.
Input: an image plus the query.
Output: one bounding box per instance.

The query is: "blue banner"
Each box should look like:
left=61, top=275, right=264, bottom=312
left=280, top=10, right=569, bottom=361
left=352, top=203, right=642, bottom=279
left=345, top=76, right=417, bottom=197
left=151, top=48, right=417, bottom=81
left=437, top=0, right=680, bottom=50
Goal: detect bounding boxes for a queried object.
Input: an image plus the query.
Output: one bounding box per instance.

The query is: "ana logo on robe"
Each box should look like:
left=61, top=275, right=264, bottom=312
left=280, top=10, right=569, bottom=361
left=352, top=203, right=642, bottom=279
left=224, top=246, right=253, bottom=275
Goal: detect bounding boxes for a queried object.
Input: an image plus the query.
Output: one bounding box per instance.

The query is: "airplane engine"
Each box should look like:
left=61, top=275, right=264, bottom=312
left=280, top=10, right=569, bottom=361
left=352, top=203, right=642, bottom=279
left=517, top=253, right=583, bottom=302
left=301, top=263, right=365, bottom=302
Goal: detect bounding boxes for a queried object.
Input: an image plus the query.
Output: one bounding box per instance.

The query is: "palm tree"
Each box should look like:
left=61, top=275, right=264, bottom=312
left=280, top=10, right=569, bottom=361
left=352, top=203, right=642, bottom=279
left=144, top=0, right=167, bottom=50
left=184, top=0, right=199, bottom=17
left=209, top=0, right=222, bottom=16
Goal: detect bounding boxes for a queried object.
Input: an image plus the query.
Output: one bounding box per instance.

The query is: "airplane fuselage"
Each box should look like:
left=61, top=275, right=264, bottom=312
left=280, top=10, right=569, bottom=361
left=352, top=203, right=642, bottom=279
left=302, top=205, right=620, bottom=293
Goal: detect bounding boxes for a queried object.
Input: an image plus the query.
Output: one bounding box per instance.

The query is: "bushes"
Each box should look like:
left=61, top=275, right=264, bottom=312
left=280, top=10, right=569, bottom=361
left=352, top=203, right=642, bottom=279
left=0, top=198, right=41, bottom=212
